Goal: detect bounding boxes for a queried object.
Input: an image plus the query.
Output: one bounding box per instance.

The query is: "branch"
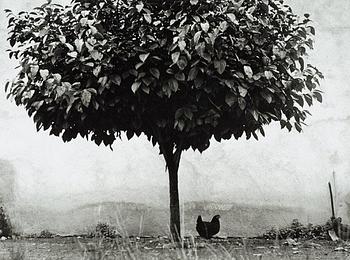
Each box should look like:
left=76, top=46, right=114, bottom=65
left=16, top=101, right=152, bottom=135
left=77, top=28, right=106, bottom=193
left=173, top=139, right=183, bottom=171
left=208, top=97, right=222, bottom=115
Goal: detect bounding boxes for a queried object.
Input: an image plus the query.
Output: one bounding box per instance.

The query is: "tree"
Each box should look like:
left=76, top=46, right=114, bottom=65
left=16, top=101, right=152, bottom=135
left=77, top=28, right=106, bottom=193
left=5, top=0, right=323, bottom=240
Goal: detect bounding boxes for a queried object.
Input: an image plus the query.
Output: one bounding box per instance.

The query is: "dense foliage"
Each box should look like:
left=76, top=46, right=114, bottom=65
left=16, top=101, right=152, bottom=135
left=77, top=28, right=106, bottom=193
left=5, top=0, right=323, bottom=152
left=93, top=222, right=119, bottom=238
left=262, top=219, right=331, bottom=240
left=39, top=229, right=55, bottom=238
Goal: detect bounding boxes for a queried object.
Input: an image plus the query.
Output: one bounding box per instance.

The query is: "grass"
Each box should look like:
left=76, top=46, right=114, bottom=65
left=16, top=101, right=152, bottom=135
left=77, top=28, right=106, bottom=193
left=1, top=245, right=26, bottom=260
left=74, top=236, right=350, bottom=260
left=1, top=218, right=350, bottom=259
left=1, top=236, right=350, bottom=259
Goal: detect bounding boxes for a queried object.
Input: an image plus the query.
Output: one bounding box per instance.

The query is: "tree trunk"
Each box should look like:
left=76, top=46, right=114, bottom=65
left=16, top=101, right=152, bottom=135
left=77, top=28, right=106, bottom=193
left=160, top=141, right=182, bottom=241
left=168, top=157, right=181, bottom=241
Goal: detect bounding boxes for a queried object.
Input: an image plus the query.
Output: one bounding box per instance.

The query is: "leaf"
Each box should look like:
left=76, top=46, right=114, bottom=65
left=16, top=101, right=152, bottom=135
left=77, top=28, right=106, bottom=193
left=261, top=92, right=272, bottom=104
left=81, top=90, right=92, bottom=107
left=148, top=68, right=159, bottom=79
left=90, top=50, right=103, bottom=61
left=52, top=73, right=62, bottom=83
left=200, top=21, right=209, bottom=33
left=313, top=91, right=322, bottom=103
left=193, top=31, right=201, bottom=44
left=238, top=86, right=248, bottom=97
left=87, top=88, right=97, bottom=94
left=194, top=77, right=204, bottom=88
left=39, top=69, right=49, bottom=80
left=244, top=65, right=253, bottom=78
left=184, top=109, right=193, bottom=120
left=93, top=32, right=104, bottom=40
left=188, top=67, right=198, bottom=81
left=178, top=40, right=186, bottom=51
left=58, top=35, right=66, bottom=43
left=67, top=52, right=78, bottom=58
left=90, top=26, right=98, bottom=35
left=131, top=81, right=141, bottom=93
left=56, top=85, right=66, bottom=98
left=295, top=95, right=304, bottom=107
left=136, top=2, right=144, bottom=12
left=224, top=79, right=235, bottom=89
left=295, top=122, right=302, bottom=132
left=238, top=97, right=246, bottom=110
left=227, top=13, right=237, bottom=24
left=308, top=26, right=315, bottom=35
left=249, top=109, right=259, bottom=121
left=32, top=100, right=44, bottom=111
left=142, top=77, right=154, bottom=86
left=219, top=21, right=228, bottom=32
left=175, top=72, right=185, bottom=81
left=85, top=62, right=94, bottom=67
left=141, top=85, right=150, bottom=94
left=80, top=17, right=88, bottom=26
left=225, top=93, right=236, bottom=107
left=39, top=28, right=48, bottom=37
left=260, top=127, right=265, bottom=137
left=177, top=56, right=188, bottom=70
left=65, top=43, right=74, bottom=52
left=4, top=81, right=11, bottom=93
left=177, top=120, right=185, bottom=131
left=214, top=59, right=226, bottom=74
left=190, top=0, right=198, bottom=5
left=106, top=75, right=120, bottom=87
left=264, top=71, right=273, bottom=80
left=298, top=57, right=305, bottom=71
left=175, top=108, right=183, bottom=120
left=168, top=78, right=179, bottom=92
left=93, top=66, right=101, bottom=77
left=135, top=62, right=143, bottom=70
left=139, top=53, right=150, bottom=62
left=171, top=52, right=180, bottom=63
left=98, top=76, right=108, bottom=88
left=74, top=39, right=84, bottom=53
left=143, top=13, right=152, bottom=23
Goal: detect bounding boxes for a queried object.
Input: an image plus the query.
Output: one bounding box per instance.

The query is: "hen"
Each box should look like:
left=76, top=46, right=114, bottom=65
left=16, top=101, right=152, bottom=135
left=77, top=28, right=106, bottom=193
left=196, top=215, right=220, bottom=239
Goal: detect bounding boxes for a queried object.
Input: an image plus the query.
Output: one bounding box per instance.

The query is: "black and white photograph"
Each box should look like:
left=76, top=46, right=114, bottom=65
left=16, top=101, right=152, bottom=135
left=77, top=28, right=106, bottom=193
left=0, top=0, right=349, bottom=259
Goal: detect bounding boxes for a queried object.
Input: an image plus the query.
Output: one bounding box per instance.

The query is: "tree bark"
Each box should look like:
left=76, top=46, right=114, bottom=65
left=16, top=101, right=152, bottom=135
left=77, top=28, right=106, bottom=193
left=160, top=141, right=182, bottom=241
left=168, top=158, right=181, bottom=241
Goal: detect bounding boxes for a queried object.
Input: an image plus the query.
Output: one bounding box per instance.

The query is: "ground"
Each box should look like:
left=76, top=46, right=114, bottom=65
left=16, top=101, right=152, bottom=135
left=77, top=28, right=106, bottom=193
left=0, top=237, right=350, bottom=260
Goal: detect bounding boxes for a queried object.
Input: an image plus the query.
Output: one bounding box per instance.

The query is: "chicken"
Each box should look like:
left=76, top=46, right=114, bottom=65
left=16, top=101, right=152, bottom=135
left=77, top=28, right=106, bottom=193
left=196, top=215, right=220, bottom=239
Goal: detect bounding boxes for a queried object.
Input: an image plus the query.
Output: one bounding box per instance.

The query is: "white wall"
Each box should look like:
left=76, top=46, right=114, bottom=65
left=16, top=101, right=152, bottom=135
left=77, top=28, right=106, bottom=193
left=0, top=0, right=349, bottom=232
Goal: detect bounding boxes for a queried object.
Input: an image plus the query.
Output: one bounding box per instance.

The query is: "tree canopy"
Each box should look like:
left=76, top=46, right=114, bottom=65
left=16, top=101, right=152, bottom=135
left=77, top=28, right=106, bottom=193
left=5, top=0, right=323, bottom=153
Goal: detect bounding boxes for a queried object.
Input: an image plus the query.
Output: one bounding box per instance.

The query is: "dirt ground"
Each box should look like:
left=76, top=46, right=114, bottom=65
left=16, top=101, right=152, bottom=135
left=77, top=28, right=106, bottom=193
left=0, top=237, right=350, bottom=260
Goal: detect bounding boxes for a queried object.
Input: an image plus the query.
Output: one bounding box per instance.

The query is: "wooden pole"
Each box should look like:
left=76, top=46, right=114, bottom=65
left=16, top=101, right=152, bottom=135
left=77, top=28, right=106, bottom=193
left=332, top=170, right=336, bottom=215
left=329, top=182, right=335, bottom=218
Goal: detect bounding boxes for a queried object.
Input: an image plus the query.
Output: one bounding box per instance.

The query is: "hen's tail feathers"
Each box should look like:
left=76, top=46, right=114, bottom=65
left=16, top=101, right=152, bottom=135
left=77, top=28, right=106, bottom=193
left=197, top=215, right=202, bottom=223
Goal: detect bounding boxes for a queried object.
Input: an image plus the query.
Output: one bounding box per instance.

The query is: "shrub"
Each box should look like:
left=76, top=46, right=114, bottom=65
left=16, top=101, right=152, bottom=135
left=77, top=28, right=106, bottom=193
left=94, top=222, right=119, bottom=238
left=39, top=230, right=55, bottom=238
left=0, top=206, right=12, bottom=237
left=262, top=219, right=330, bottom=240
